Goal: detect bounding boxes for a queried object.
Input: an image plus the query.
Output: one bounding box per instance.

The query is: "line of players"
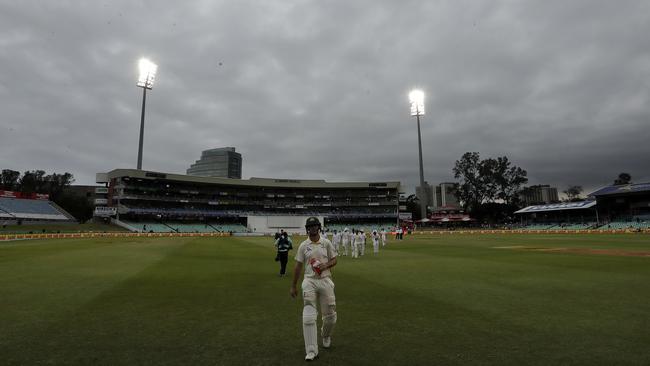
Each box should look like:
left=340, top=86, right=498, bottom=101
left=321, top=228, right=388, bottom=257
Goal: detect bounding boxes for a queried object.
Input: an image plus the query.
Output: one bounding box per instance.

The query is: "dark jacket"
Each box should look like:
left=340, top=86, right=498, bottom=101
left=275, top=236, right=293, bottom=252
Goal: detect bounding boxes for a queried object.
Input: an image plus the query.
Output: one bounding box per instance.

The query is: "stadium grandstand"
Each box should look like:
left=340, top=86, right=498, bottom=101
left=514, top=200, right=599, bottom=230
left=514, top=182, right=650, bottom=230
left=0, top=190, right=75, bottom=225
left=590, top=182, right=650, bottom=230
left=95, top=169, right=400, bottom=234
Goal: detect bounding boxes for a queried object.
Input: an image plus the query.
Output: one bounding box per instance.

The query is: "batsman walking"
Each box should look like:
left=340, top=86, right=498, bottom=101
left=290, top=217, right=338, bottom=361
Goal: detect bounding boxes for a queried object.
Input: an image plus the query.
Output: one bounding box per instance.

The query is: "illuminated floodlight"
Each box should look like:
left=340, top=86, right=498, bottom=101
left=409, top=89, right=425, bottom=116
left=408, top=88, right=427, bottom=221
left=137, top=58, right=158, bottom=89
left=135, top=58, right=159, bottom=170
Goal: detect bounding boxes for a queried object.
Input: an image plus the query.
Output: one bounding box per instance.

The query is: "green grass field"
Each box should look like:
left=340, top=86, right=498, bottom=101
left=1, top=234, right=649, bottom=365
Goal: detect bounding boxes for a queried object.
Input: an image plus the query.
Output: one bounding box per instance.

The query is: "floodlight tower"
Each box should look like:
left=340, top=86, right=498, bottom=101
left=136, top=58, right=158, bottom=170
left=409, top=89, right=427, bottom=221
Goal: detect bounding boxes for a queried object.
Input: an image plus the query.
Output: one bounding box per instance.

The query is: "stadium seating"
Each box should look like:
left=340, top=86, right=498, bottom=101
left=558, top=223, right=594, bottom=230
left=520, top=224, right=558, bottom=230
left=122, top=221, right=249, bottom=233
left=212, top=224, right=248, bottom=233
left=596, top=221, right=650, bottom=230
left=0, top=197, right=70, bottom=221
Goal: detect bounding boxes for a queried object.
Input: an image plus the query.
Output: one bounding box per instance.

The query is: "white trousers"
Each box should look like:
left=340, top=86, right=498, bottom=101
left=302, top=276, right=337, bottom=355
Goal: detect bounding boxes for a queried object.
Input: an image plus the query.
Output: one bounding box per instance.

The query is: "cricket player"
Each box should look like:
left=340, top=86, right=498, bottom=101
left=371, top=230, right=380, bottom=254
left=359, top=230, right=366, bottom=256
left=353, top=229, right=363, bottom=258
left=321, top=229, right=329, bottom=241
left=380, top=228, right=387, bottom=247
left=331, top=230, right=341, bottom=252
left=290, top=217, right=338, bottom=361
left=341, top=228, right=350, bottom=256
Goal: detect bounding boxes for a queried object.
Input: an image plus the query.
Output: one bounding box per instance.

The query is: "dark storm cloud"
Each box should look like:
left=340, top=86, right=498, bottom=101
left=1, top=0, right=649, bottom=195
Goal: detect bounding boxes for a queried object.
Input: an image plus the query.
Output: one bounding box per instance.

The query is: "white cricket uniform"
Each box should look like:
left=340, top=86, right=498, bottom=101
left=352, top=232, right=363, bottom=258
left=380, top=230, right=387, bottom=246
left=295, top=236, right=338, bottom=357
left=359, top=232, right=366, bottom=256
left=331, top=232, right=341, bottom=252
left=371, top=232, right=380, bottom=254
left=341, top=230, right=350, bottom=256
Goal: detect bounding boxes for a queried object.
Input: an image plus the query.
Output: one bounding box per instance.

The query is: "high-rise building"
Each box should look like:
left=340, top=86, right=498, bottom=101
left=520, top=184, right=559, bottom=205
left=439, top=182, right=459, bottom=208
left=417, top=182, right=460, bottom=212
left=187, top=147, right=242, bottom=179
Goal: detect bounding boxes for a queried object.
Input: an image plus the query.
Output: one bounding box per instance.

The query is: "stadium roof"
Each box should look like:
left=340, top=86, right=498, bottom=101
left=514, top=200, right=596, bottom=214
left=589, top=182, right=650, bottom=197
left=99, top=169, right=401, bottom=190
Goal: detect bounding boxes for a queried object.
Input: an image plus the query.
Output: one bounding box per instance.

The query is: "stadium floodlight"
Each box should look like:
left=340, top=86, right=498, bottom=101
left=136, top=58, right=158, bottom=170
left=409, top=89, right=427, bottom=221
left=409, top=89, right=425, bottom=116
left=137, top=58, right=157, bottom=89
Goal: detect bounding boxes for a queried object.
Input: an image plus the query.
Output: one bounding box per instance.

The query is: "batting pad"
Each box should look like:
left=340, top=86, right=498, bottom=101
left=303, top=305, right=318, bottom=355
left=321, top=310, right=337, bottom=338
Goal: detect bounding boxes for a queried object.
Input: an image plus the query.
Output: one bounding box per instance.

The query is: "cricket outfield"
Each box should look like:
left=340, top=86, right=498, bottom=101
left=1, top=233, right=648, bottom=365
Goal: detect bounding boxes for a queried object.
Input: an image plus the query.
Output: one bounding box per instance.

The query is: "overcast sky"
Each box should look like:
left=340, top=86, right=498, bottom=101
left=1, top=0, right=649, bottom=194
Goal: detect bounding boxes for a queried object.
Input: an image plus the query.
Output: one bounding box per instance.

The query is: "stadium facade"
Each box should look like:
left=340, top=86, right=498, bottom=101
left=95, top=169, right=400, bottom=233
left=514, top=182, right=650, bottom=230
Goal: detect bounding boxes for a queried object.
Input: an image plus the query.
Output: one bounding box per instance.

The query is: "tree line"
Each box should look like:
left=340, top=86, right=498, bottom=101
left=1, top=169, right=93, bottom=222
left=446, top=153, right=632, bottom=224
left=452, top=152, right=528, bottom=223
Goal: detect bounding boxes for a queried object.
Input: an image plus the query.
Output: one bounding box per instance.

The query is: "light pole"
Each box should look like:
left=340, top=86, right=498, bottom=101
left=409, top=89, right=427, bottom=221
left=136, top=58, right=158, bottom=170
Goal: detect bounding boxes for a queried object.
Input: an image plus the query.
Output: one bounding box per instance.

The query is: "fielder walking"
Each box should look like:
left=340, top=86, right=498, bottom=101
left=341, top=228, right=350, bottom=256
left=371, top=230, right=380, bottom=255
left=290, top=217, right=338, bottom=361
left=331, top=229, right=341, bottom=253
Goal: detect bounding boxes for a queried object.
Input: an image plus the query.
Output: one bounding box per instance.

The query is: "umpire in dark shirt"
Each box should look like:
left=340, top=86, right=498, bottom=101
left=274, top=232, right=293, bottom=277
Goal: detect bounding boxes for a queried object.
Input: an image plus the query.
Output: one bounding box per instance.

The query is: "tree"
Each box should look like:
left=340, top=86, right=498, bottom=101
left=18, top=170, right=46, bottom=194
left=55, top=192, right=93, bottom=223
left=453, top=152, right=528, bottom=211
left=453, top=152, right=528, bottom=225
left=563, top=185, right=583, bottom=202
left=452, top=152, right=488, bottom=212
left=0, top=169, right=20, bottom=190
left=405, top=194, right=423, bottom=220
left=44, top=172, right=75, bottom=201
left=614, top=173, right=631, bottom=185
left=492, top=156, right=528, bottom=205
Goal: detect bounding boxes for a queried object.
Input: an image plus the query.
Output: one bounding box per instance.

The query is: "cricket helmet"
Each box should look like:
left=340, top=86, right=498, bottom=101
left=305, top=216, right=321, bottom=229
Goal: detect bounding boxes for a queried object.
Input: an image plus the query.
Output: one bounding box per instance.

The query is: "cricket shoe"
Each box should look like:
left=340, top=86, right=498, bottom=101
left=305, top=352, right=318, bottom=361
left=322, top=336, right=331, bottom=349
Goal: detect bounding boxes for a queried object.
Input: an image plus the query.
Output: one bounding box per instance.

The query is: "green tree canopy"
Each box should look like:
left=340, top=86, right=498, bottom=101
left=453, top=152, right=528, bottom=213
left=614, top=173, right=632, bottom=185
left=563, top=185, right=584, bottom=202
left=0, top=169, right=20, bottom=190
